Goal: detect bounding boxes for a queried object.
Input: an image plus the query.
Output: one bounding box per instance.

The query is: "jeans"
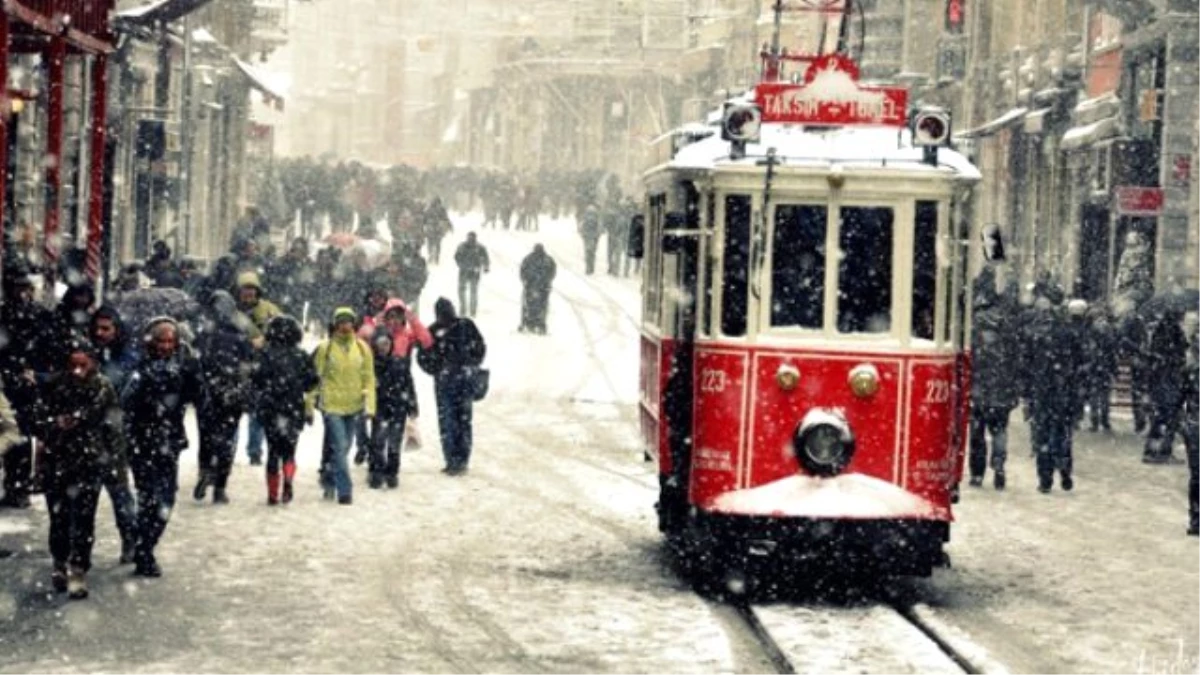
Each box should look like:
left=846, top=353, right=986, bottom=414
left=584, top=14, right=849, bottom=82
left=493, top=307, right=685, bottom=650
left=323, top=413, right=359, bottom=499
left=458, top=272, right=481, bottom=318
left=244, top=414, right=265, bottom=463
left=129, top=444, right=180, bottom=558
left=968, top=405, right=1010, bottom=478
left=103, top=470, right=138, bottom=547
left=435, top=370, right=474, bottom=471
left=44, top=468, right=101, bottom=572
left=370, top=416, right=406, bottom=479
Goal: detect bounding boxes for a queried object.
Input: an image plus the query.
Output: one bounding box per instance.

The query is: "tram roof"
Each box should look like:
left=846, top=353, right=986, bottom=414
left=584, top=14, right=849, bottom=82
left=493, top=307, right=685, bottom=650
left=666, top=123, right=981, bottom=181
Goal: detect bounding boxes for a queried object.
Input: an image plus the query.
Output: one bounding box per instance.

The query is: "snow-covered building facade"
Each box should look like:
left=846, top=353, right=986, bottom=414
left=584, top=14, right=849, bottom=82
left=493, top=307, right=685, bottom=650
left=946, top=0, right=1198, bottom=304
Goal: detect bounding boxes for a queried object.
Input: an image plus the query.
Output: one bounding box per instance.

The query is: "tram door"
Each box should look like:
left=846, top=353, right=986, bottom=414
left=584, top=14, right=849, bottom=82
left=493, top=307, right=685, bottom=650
left=659, top=210, right=702, bottom=534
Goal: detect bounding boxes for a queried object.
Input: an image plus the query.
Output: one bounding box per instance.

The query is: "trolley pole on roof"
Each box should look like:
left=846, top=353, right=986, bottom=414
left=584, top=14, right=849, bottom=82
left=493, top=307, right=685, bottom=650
left=835, top=0, right=853, bottom=56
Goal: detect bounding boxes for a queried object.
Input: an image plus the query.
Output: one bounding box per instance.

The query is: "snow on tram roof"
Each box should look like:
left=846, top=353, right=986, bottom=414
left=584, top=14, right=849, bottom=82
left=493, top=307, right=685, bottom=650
left=667, top=123, right=981, bottom=180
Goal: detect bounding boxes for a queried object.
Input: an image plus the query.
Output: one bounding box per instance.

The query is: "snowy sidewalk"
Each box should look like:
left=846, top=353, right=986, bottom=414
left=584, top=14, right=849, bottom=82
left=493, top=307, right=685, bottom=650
left=911, top=415, right=1199, bottom=674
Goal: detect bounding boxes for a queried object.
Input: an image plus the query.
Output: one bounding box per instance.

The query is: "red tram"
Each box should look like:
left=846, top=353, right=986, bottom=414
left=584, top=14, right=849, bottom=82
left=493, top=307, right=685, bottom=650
left=631, top=53, right=981, bottom=583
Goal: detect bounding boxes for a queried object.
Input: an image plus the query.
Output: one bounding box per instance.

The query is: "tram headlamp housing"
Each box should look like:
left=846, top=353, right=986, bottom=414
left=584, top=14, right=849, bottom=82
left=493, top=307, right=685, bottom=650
left=848, top=363, right=880, bottom=398
left=793, top=409, right=856, bottom=477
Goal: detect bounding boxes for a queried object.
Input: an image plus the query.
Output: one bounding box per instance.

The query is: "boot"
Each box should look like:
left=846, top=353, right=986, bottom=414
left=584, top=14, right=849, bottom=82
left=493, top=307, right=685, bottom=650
left=67, top=566, right=88, bottom=600
left=133, top=552, right=161, bottom=578
left=282, top=462, right=296, bottom=504
left=192, top=470, right=210, bottom=501
left=368, top=473, right=384, bottom=489
left=1189, top=507, right=1198, bottom=537
left=266, top=471, right=281, bottom=506
left=51, top=562, right=68, bottom=593
left=212, top=473, right=230, bottom=504
left=993, top=471, right=1005, bottom=491
left=1060, top=472, right=1074, bottom=491
left=119, top=539, right=136, bottom=565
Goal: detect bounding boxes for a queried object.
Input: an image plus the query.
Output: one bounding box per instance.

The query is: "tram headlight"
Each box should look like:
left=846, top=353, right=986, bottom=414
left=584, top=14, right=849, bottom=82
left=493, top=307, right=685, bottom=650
left=848, top=363, right=880, bottom=398
left=793, top=409, right=856, bottom=477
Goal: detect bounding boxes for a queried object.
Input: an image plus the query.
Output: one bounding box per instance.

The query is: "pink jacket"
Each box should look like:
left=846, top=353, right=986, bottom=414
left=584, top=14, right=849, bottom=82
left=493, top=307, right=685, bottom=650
left=359, top=298, right=433, bottom=358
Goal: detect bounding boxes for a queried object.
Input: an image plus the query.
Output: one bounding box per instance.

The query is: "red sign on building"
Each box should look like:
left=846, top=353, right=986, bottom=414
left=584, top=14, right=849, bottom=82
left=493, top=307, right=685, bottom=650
left=1114, top=186, right=1165, bottom=216
left=754, top=54, right=909, bottom=127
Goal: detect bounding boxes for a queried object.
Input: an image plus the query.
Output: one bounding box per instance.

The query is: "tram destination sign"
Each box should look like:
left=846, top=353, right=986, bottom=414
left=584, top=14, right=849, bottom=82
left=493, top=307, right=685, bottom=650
left=754, top=54, right=909, bottom=128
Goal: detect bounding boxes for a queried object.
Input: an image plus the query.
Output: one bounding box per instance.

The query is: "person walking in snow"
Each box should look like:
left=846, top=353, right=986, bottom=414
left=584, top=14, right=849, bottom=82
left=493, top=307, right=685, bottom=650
left=122, top=317, right=201, bottom=577
left=1022, top=293, right=1082, bottom=493
left=368, top=328, right=417, bottom=489
left=454, top=232, right=490, bottom=319
left=418, top=298, right=486, bottom=475
left=40, top=342, right=120, bottom=599
left=968, top=292, right=1020, bottom=490
left=253, top=316, right=318, bottom=505
left=1143, top=308, right=1188, bottom=464
left=359, top=298, right=433, bottom=459
left=192, top=291, right=256, bottom=505
left=88, top=305, right=140, bottom=564
left=579, top=203, right=602, bottom=276
left=311, top=307, right=376, bottom=505
left=236, top=271, right=281, bottom=466
left=1181, top=333, right=1199, bottom=536
left=519, top=244, right=556, bottom=334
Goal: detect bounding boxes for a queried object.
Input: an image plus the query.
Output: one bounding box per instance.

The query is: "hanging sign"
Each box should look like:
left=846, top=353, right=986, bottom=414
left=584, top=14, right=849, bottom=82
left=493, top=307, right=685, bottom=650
left=1114, top=186, right=1164, bottom=216
left=754, top=54, right=909, bottom=127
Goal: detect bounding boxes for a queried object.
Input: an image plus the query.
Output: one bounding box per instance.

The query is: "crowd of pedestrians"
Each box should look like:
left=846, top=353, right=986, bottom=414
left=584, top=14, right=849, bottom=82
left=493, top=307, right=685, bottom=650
left=968, top=266, right=1199, bottom=535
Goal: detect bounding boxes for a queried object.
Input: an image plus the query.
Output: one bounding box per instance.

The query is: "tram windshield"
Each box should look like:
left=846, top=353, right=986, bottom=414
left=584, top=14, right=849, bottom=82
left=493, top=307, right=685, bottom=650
left=836, top=207, right=894, bottom=334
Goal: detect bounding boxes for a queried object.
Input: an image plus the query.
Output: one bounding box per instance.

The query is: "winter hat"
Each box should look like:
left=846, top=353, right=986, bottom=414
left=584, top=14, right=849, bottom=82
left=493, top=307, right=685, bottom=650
left=332, top=306, right=358, bottom=325
left=237, top=271, right=262, bottom=290
left=265, top=315, right=303, bottom=347
left=434, top=297, right=456, bottom=323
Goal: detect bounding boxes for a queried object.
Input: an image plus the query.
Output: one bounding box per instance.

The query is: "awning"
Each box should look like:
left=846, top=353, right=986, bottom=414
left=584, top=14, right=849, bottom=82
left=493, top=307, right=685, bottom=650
left=234, top=57, right=285, bottom=112
left=1061, top=116, right=1121, bottom=152
left=116, top=0, right=216, bottom=24
left=956, top=107, right=1028, bottom=139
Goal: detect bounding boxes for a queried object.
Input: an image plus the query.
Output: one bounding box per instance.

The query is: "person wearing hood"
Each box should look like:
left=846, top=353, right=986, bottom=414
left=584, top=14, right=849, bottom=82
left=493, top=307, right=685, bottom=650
left=39, top=342, right=120, bottom=599
left=519, top=244, right=556, bottom=334
left=1021, top=295, right=1082, bottom=493
left=0, top=267, right=56, bottom=509
left=361, top=300, right=432, bottom=485
left=418, top=298, right=486, bottom=475
left=236, top=271, right=280, bottom=466
left=310, top=307, right=376, bottom=504
left=122, top=316, right=202, bottom=577
left=368, top=329, right=414, bottom=489
left=192, top=291, right=256, bottom=504
left=253, top=315, right=318, bottom=505
left=53, top=282, right=96, bottom=360
left=88, top=305, right=140, bottom=564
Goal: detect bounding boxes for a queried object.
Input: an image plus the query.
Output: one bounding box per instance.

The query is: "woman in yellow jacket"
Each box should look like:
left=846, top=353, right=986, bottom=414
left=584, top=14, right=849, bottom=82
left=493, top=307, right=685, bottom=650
left=311, top=307, right=376, bottom=504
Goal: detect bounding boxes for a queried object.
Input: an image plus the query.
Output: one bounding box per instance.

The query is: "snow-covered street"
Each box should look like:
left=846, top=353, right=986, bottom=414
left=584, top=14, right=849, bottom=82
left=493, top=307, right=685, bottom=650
left=0, top=214, right=1197, bottom=673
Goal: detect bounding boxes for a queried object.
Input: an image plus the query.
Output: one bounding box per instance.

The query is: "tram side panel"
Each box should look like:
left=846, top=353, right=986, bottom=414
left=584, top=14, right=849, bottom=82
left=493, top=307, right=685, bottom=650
left=904, top=358, right=962, bottom=510
left=690, top=349, right=750, bottom=507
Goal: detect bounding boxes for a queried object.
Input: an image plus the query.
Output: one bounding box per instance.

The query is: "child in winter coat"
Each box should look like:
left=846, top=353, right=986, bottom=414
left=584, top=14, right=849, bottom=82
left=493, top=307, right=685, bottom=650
left=369, top=328, right=418, bottom=489
left=40, top=342, right=120, bottom=599
left=253, top=316, right=318, bottom=504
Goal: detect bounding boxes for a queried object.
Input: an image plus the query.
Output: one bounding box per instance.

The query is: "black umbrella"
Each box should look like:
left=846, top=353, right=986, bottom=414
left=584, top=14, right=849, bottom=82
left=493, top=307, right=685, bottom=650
left=111, top=287, right=201, bottom=336
left=1140, top=287, right=1200, bottom=319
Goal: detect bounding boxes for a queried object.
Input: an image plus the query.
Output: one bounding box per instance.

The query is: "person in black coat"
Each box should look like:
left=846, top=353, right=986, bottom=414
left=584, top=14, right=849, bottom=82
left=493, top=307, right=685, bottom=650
left=0, top=268, right=56, bottom=508
left=417, top=298, right=486, bottom=475
left=1180, top=334, right=1199, bottom=536
left=191, top=291, right=256, bottom=504
left=253, top=315, right=318, bottom=505
left=968, top=295, right=1020, bottom=489
left=1083, top=308, right=1118, bottom=432
left=1143, top=308, right=1188, bottom=463
left=265, top=238, right=314, bottom=319
left=39, top=342, right=120, bottom=599
left=368, top=328, right=417, bottom=489
left=121, top=316, right=202, bottom=577
left=1022, top=297, right=1083, bottom=493
left=519, top=244, right=556, bottom=334
left=453, top=232, right=490, bottom=319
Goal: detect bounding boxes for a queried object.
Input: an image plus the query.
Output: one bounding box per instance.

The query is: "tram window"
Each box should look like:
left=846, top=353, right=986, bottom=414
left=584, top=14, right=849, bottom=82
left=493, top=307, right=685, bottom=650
left=837, top=207, right=893, bottom=334
left=722, top=195, right=751, bottom=337
left=771, top=205, right=827, bottom=329
left=700, top=194, right=715, bottom=337
left=912, top=201, right=938, bottom=341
